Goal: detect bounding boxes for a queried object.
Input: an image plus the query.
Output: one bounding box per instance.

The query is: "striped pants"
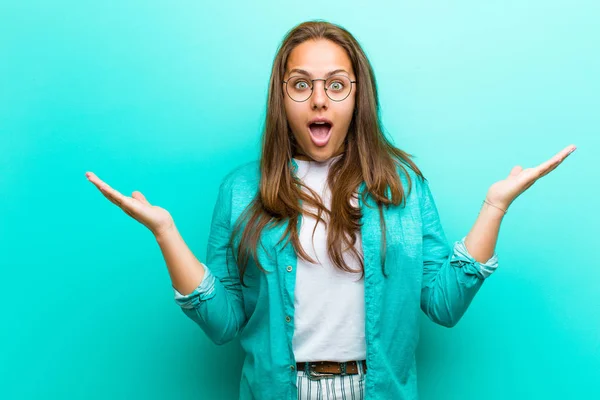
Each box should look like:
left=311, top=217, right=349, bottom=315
left=296, top=361, right=366, bottom=400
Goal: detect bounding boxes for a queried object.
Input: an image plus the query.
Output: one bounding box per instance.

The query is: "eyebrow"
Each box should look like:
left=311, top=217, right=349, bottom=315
left=288, top=68, right=350, bottom=78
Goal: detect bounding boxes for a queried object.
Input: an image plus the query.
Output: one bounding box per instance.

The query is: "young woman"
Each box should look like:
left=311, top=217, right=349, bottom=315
left=86, top=20, right=575, bottom=400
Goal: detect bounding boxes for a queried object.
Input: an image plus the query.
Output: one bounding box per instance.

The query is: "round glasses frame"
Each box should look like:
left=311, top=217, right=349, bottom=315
left=282, top=75, right=357, bottom=102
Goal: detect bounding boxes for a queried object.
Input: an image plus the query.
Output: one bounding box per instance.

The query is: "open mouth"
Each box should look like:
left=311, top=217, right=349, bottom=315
left=308, top=122, right=332, bottom=147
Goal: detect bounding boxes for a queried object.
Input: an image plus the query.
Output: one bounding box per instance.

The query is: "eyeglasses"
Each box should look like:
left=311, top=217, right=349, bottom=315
left=282, top=75, right=356, bottom=102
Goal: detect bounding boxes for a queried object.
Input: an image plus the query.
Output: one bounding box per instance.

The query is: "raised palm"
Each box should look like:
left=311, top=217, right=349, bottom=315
left=86, top=171, right=174, bottom=237
left=486, top=144, right=577, bottom=211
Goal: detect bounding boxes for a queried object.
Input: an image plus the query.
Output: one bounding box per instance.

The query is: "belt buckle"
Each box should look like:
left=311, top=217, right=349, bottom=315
left=307, top=370, right=335, bottom=380
left=305, top=362, right=335, bottom=380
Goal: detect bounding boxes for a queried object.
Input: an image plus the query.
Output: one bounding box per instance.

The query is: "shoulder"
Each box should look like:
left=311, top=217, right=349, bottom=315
left=219, top=159, right=261, bottom=194
left=392, top=156, right=427, bottom=201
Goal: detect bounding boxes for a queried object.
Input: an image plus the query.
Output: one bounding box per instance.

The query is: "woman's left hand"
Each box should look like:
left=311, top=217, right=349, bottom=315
left=485, top=144, right=577, bottom=211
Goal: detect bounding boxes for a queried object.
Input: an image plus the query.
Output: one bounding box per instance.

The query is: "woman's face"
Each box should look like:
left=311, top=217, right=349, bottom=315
left=283, top=39, right=356, bottom=162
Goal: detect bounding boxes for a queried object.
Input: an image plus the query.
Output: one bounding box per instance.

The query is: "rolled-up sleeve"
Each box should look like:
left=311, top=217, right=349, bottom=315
left=172, top=176, right=246, bottom=345
left=451, top=236, right=499, bottom=279
left=173, top=262, right=216, bottom=307
left=419, top=177, right=499, bottom=328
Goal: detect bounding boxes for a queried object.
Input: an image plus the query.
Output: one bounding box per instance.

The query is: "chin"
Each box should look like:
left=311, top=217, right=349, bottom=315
left=295, top=137, right=343, bottom=161
left=310, top=150, right=338, bottom=162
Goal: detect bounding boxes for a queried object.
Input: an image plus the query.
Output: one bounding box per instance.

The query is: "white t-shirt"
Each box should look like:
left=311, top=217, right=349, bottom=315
left=291, top=154, right=366, bottom=362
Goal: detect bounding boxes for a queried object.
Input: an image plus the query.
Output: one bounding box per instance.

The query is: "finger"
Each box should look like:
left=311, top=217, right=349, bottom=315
left=514, top=170, right=538, bottom=191
left=535, top=156, right=561, bottom=176
left=105, top=191, right=144, bottom=219
left=538, top=162, right=561, bottom=179
left=88, top=174, right=137, bottom=212
left=132, top=191, right=151, bottom=206
left=509, top=165, right=523, bottom=177
left=85, top=171, right=103, bottom=187
left=86, top=172, right=113, bottom=194
left=516, top=169, right=537, bottom=189
left=564, top=144, right=577, bottom=156
left=123, top=207, right=136, bottom=218
left=97, top=181, right=126, bottom=206
left=522, top=179, right=536, bottom=192
left=533, top=145, right=577, bottom=176
left=87, top=173, right=150, bottom=222
left=100, top=187, right=129, bottom=210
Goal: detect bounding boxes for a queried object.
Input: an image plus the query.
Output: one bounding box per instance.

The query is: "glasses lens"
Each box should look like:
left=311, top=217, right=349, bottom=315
left=325, top=75, right=352, bottom=101
left=286, top=76, right=312, bottom=102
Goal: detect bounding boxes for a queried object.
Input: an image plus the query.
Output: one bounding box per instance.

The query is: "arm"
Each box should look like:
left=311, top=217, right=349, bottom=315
left=161, top=177, right=246, bottom=345
left=418, top=144, right=576, bottom=327
left=419, top=178, right=500, bottom=328
left=157, top=224, right=207, bottom=297
left=463, top=145, right=577, bottom=262
left=463, top=201, right=505, bottom=263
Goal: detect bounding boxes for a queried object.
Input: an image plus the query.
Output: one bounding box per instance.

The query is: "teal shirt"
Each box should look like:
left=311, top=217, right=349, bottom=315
left=174, top=158, right=499, bottom=399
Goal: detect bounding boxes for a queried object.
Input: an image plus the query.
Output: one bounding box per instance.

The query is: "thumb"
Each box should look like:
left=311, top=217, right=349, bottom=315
left=509, top=165, right=523, bottom=177
left=132, top=191, right=151, bottom=206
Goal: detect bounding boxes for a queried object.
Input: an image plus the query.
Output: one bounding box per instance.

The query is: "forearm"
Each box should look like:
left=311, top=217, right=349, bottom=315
left=464, top=200, right=506, bottom=263
left=155, top=224, right=206, bottom=296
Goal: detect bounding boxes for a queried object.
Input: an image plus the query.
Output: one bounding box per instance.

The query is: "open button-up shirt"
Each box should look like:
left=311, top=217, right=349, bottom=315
left=173, top=158, right=499, bottom=399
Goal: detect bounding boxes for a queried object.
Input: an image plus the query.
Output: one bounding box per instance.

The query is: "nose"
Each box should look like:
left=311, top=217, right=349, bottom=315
left=310, top=79, right=328, bottom=110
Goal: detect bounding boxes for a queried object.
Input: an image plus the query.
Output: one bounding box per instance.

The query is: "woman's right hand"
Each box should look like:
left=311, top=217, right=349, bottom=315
left=85, top=171, right=175, bottom=237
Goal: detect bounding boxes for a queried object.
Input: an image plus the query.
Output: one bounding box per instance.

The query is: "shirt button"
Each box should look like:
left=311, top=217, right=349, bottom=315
left=285, top=316, right=291, bottom=323
left=290, top=365, right=295, bottom=371
left=286, top=265, right=293, bottom=272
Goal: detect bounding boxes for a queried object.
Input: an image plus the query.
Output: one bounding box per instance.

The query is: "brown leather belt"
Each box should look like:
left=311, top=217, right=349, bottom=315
left=296, top=360, right=367, bottom=375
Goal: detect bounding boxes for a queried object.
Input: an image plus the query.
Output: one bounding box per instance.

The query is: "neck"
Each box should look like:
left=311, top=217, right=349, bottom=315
left=293, top=152, right=344, bottom=163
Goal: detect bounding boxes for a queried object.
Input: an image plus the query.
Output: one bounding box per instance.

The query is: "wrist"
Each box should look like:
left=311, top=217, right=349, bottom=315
left=481, top=200, right=507, bottom=219
left=154, top=222, right=178, bottom=242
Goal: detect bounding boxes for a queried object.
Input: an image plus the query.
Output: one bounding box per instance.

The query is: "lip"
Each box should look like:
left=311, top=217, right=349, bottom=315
left=307, top=117, right=334, bottom=126
left=307, top=117, right=333, bottom=147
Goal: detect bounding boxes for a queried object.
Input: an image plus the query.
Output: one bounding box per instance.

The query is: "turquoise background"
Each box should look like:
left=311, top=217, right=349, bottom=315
left=1, top=1, right=598, bottom=399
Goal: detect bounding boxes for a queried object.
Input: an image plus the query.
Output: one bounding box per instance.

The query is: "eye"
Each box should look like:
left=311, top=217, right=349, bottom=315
left=328, top=80, right=344, bottom=91
left=293, top=79, right=310, bottom=90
